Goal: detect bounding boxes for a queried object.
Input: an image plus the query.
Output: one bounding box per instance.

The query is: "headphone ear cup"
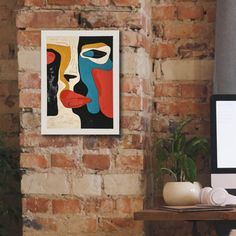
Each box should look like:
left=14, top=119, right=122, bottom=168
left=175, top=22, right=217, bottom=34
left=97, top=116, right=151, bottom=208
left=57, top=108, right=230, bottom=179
left=200, top=187, right=212, bottom=204
left=208, top=188, right=228, bottom=206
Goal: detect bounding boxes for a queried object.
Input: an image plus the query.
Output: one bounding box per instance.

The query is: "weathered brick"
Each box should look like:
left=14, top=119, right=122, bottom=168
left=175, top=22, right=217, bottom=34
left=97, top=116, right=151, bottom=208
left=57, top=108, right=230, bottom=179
left=72, top=174, right=102, bottom=197
left=121, top=134, right=144, bottom=149
left=51, top=153, right=76, bottom=169
left=20, top=133, right=80, bottom=148
left=19, top=91, right=40, bottom=108
left=121, top=115, right=145, bottom=131
left=80, top=11, right=141, bottom=28
left=17, top=31, right=41, bottom=47
left=121, top=96, right=142, bottom=111
left=177, top=5, right=203, bottom=20
left=18, top=72, right=40, bottom=89
left=161, top=59, right=214, bottom=81
left=16, top=11, right=78, bottom=29
left=116, top=155, right=144, bottom=170
left=52, top=199, right=81, bottom=214
left=154, top=83, right=180, bottom=97
left=18, top=48, right=40, bottom=72
left=23, top=197, right=49, bottom=213
left=21, top=112, right=40, bottom=129
left=22, top=172, right=70, bottom=195
left=207, top=7, right=216, bottom=22
left=180, top=83, right=207, bottom=98
left=48, top=0, right=89, bottom=5
left=121, top=76, right=141, bottom=94
left=82, top=154, right=110, bottom=170
left=83, top=136, right=118, bottom=149
left=23, top=0, right=45, bottom=6
left=112, top=0, right=140, bottom=7
left=34, top=217, right=57, bottom=231
left=152, top=43, right=176, bottom=59
left=157, top=101, right=210, bottom=117
left=85, top=198, right=115, bottom=213
left=152, top=5, right=176, bottom=21
left=20, top=153, right=48, bottom=169
left=104, top=174, right=143, bottom=195
left=164, top=22, right=213, bottom=40
left=121, top=31, right=143, bottom=47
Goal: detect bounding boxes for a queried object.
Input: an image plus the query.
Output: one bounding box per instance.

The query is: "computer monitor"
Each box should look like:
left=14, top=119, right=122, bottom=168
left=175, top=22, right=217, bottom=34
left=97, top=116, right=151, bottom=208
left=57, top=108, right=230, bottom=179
left=211, top=94, right=236, bottom=191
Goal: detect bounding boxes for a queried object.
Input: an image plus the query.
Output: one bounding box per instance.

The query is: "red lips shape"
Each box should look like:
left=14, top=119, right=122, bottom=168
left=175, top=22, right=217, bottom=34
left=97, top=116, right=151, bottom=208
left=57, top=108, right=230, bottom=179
left=60, top=90, right=91, bottom=108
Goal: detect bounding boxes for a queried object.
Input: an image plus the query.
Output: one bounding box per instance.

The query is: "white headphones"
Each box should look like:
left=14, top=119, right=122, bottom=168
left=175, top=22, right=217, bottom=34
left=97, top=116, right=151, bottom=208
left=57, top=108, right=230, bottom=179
left=200, top=187, right=236, bottom=206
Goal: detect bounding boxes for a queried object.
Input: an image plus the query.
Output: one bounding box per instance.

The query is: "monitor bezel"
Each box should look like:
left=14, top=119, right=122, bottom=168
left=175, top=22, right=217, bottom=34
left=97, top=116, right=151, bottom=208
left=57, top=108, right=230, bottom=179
left=211, top=94, right=236, bottom=173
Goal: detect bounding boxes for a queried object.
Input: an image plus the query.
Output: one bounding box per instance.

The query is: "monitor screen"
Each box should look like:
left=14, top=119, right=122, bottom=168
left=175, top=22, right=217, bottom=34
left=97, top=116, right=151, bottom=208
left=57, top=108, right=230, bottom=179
left=211, top=94, right=236, bottom=173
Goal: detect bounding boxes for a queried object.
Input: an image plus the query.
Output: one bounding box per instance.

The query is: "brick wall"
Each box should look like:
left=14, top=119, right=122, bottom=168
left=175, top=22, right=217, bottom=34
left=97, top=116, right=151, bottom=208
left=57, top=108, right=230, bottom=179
left=151, top=0, right=216, bottom=235
left=17, top=0, right=152, bottom=235
left=16, top=0, right=217, bottom=235
left=0, top=0, right=19, bottom=146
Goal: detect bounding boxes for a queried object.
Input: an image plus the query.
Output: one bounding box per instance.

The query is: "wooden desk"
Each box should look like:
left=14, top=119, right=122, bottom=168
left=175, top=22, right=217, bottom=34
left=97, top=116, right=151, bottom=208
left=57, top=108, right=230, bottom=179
left=134, top=209, right=236, bottom=236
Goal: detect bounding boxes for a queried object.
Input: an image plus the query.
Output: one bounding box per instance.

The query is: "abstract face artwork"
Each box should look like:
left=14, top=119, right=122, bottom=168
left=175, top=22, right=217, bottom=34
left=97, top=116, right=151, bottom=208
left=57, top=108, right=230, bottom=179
left=41, top=31, right=119, bottom=135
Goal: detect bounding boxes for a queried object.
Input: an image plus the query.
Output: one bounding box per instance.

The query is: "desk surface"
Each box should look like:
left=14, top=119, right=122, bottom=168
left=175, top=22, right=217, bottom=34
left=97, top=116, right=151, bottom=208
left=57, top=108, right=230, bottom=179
left=134, top=209, right=236, bottom=221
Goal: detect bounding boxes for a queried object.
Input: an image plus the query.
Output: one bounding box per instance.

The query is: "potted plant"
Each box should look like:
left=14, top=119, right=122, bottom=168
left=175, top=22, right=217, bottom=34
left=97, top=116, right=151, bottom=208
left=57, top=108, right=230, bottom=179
left=155, top=117, right=209, bottom=206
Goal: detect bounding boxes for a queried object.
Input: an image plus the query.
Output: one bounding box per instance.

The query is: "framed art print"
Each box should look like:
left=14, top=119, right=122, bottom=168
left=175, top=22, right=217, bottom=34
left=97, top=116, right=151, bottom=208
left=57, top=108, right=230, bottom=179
left=41, top=30, right=120, bottom=135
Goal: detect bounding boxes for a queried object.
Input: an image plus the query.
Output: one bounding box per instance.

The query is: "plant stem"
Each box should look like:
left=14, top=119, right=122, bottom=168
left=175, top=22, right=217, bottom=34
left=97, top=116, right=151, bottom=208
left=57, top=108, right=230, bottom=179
left=160, top=168, right=177, bottom=181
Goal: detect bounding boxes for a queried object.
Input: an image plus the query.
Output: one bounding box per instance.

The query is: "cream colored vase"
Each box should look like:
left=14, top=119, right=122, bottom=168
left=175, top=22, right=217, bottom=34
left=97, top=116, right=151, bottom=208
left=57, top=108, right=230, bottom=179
left=163, top=182, right=202, bottom=206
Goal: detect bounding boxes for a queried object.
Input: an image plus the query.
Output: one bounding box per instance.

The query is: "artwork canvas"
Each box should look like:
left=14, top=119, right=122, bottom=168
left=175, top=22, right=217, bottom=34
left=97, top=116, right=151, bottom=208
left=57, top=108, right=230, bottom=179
left=41, top=30, right=119, bottom=135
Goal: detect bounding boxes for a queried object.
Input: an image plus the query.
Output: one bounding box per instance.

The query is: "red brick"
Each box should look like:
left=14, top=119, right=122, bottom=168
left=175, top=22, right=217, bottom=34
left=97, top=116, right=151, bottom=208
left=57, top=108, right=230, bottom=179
left=180, top=83, right=207, bottom=98
left=86, top=198, right=114, bottom=213
left=23, top=0, right=45, bottom=6
left=112, top=0, right=140, bottom=7
left=121, top=76, right=141, bottom=94
left=121, top=31, right=143, bottom=47
left=121, top=96, right=142, bottom=111
left=19, top=91, right=40, bottom=108
left=51, top=153, right=76, bottom=169
left=52, top=199, right=81, bottom=214
left=116, top=155, right=144, bottom=170
left=82, top=154, right=110, bottom=170
left=121, top=134, right=144, bottom=149
left=20, top=153, right=48, bottom=168
left=16, top=11, right=78, bottom=29
left=17, top=31, right=41, bottom=47
left=152, top=5, right=176, bottom=21
left=83, top=136, right=118, bottom=149
left=81, top=218, right=97, bottom=233
left=90, top=0, right=110, bottom=6
left=157, top=101, right=209, bottom=117
left=0, top=96, right=19, bottom=114
left=35, top=217, right=57, bottom=231
left=177, top=5, right=203, bottom=20
left=48, top=0, right=89, bottom=5
left=155, top=83, right=180, bottom=97
left=23, top=197, right=49, bottom=213
left=116, top=198, right=132, bottom=213
left=18, top=72, right=40, bottom=89
left=207, top=7, right=216, bottom=22
left=164, top=23, right=213, bottom=39
left=20, top=133, right=80, bottom=148
left=121, top=115, right=145, bottom=131
left=152, top=43, right=176, bottom=59
left=80, top=11, right=141, bottom=28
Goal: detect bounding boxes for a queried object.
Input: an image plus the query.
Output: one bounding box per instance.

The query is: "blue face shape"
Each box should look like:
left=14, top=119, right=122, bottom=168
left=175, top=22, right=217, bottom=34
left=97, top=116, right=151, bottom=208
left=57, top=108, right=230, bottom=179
left=78, top=43, right=112, bottom=114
